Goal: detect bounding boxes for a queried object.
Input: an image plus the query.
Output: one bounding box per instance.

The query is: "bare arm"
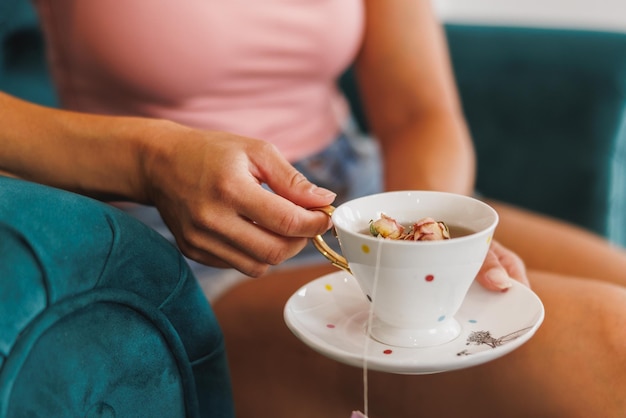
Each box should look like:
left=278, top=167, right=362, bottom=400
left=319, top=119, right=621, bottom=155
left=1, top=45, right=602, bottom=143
left=357, top=0, right=475, bottom=194
left=0, top=91, right=335, bottom=276
left=0, top=91, right=151, bottom=201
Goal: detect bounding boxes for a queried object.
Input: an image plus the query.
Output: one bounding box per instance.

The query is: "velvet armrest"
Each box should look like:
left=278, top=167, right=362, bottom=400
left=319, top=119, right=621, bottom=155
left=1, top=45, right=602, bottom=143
left=0, top=177, right=234, bottom=418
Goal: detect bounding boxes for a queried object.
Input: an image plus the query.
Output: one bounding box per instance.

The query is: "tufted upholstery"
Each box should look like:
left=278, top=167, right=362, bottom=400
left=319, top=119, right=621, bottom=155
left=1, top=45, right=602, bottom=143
left=0, top=176, right=235, bottom=418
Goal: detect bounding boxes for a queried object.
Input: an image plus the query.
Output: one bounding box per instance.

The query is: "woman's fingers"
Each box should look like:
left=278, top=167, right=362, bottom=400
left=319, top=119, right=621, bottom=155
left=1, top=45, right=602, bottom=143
left=176, top=220, right=311, bottom=277
left=476, top=240, right=529, bottom=291
left=145, top=128, right=336, bottom=276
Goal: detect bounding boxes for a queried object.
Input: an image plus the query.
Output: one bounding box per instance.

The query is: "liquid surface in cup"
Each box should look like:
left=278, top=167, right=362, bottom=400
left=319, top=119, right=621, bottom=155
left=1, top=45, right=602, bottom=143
left=447, top=225, right=475, bottom=238
left=361, top=223, right=474, bottom=239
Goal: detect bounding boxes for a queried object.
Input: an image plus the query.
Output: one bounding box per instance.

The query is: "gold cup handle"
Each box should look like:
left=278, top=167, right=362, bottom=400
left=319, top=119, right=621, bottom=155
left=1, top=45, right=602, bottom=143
left=311, top=205, right=351, bottom=273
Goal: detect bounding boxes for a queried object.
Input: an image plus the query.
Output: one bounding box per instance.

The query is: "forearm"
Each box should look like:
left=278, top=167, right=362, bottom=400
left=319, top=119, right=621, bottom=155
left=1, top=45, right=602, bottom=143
left=358, top=0, right=476, bottom=195
left=0, top=91, right=155, bottom=201
left=381, top=109, right=476, bottom=195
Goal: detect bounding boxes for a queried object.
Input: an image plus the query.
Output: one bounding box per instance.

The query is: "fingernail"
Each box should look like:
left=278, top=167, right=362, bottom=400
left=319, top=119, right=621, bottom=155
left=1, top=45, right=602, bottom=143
left=485, top=268, right=513, bottom=292
left=312, top=186, right=336, bottom=199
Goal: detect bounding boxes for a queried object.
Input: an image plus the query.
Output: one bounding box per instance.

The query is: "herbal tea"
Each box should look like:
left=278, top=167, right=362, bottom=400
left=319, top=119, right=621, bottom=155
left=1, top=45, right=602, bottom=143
left=365, top=213, right=475, bottom=241
left=447, top=224, right=475, bottom=238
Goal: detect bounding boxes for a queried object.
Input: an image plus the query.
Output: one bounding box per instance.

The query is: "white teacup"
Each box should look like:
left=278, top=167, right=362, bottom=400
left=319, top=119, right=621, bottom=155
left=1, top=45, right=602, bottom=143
left=313, top=191, right=498, bottom=348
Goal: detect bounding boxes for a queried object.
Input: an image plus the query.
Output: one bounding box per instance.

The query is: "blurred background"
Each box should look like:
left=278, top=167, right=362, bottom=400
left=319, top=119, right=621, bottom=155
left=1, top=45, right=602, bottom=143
left=422, top=0, right=626, bottom=248
left=434, top=0, right=626, bottom=32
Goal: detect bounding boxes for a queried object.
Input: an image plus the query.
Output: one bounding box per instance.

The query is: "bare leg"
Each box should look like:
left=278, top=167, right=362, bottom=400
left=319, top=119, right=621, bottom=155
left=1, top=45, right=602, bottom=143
left=214, top=263, right=626, bottom=418
left=488, top=200, right=626, bottom=286
left=214, top=205, right=626, bottom=417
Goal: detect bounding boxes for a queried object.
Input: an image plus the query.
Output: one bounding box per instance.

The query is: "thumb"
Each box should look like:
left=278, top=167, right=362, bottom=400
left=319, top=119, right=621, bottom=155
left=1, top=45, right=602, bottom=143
left=475, top=240, right=530, bottom=292
left=476, top=247, right=515, bottom=292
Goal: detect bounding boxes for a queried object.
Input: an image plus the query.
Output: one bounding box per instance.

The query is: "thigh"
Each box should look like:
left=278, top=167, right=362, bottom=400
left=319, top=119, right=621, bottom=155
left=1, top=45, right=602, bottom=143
left=488, top=200, right=626, bottom=287
left=213, top=264, right=626, bottom=418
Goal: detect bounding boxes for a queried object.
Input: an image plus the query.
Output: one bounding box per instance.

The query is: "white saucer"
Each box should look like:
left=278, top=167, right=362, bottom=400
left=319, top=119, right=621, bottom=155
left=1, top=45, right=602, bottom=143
left=284, top=271, right=544, bottom=375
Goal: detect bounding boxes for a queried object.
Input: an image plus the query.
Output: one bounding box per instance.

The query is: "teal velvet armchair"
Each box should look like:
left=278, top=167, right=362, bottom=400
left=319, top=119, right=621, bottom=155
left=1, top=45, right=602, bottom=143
left=447, top=25, right=626, bottom=247
left=0, top=0, right=57, bottom=107
left=0, top=177, right=235, bottom=418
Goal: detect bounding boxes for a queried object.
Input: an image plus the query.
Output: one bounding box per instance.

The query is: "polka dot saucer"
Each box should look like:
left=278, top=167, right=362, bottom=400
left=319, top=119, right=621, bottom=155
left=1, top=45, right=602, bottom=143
left=284, top=271, right=544, bottom=375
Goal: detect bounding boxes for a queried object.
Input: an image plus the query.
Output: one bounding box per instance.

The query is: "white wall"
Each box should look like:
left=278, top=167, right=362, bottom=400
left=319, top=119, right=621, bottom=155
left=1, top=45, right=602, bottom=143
left=433, top=0, right=626, bottom=33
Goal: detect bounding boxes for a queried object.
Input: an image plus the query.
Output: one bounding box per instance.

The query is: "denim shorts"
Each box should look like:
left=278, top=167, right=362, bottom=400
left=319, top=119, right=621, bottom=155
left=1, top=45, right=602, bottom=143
left=292, top=125, right=383, bottom=207
left=121, top=124, right=383, bottom=301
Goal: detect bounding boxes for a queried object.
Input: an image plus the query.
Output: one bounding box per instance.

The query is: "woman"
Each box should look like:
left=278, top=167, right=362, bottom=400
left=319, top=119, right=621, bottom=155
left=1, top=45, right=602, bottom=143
left=3, top=0, right=625, bottom=416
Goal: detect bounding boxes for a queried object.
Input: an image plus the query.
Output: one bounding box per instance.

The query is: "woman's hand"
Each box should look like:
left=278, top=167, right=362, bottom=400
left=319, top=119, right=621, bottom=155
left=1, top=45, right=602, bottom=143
left=0, top=93, right=334, bottom=277
left=140, top=122, right=336, bottom=277
left=475, top=240, right=530, bottom=291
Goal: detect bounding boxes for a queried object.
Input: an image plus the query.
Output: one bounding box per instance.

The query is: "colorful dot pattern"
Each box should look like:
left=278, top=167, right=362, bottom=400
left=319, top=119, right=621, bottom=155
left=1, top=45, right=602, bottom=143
left=321, top=281, right=481, bottom=356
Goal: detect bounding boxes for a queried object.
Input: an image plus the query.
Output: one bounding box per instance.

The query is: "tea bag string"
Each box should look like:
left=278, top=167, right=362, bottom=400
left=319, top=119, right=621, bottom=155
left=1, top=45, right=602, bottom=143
left=362, top=237, right=383, bottom=417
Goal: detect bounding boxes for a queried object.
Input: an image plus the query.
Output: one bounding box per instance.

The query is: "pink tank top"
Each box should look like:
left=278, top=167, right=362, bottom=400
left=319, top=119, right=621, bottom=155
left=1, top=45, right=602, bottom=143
left=34, top=0, right=364, bottom=161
